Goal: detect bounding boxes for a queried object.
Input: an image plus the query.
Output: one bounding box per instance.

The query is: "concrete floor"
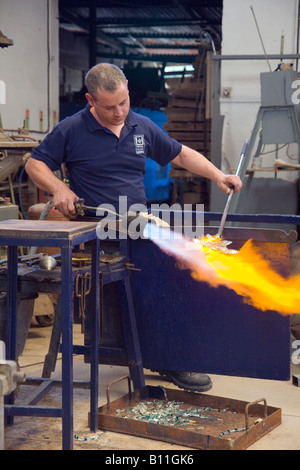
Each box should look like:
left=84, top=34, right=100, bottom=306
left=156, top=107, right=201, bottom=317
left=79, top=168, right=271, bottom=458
left=3, top=314, right=300, bottom=451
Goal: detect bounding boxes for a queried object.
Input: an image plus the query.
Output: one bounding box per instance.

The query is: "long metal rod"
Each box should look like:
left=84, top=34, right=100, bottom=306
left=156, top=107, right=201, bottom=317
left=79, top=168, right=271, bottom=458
left=217, top=139, right=248, bottom=237
left=250, top=5, right=272, bottom=71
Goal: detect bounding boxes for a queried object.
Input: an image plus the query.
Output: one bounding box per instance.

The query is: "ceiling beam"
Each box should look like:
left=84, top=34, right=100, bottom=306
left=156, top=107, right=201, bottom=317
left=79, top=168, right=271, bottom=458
left=59, top=0, right=222, bottom=8
left=124, top=43, right=200, bottom=49
left=95, top=17, right=219, bottom=27
left=105, top=32, right=202, bottom=39
left=96, top=50, right=198, bottom=64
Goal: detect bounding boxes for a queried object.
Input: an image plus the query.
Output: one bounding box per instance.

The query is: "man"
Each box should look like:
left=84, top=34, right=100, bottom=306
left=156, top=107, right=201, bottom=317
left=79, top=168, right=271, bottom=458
left=25, top=63, right=242, bottom=392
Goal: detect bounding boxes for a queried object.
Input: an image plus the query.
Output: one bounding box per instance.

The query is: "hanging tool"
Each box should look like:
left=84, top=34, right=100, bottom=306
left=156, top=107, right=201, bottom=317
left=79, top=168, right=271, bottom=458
left=250, top=5, right=271, bottom=72
left=217, top=139, right=248, bottom=238
left=75, top=272, right=91, bottom=333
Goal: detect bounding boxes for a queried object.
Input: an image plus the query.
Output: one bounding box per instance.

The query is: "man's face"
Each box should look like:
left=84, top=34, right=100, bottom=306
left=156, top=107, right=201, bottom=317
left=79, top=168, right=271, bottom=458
left=85, top=82, right=130, bottom=127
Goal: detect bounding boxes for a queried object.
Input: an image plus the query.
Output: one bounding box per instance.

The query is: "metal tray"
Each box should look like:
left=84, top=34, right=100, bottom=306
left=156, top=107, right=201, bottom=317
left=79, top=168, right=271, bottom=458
left=96, top=376, right=282, bottom=450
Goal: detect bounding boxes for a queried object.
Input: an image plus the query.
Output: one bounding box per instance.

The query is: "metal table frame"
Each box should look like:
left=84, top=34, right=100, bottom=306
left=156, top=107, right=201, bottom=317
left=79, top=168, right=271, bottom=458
left=1, top=220, right=100, bottom=450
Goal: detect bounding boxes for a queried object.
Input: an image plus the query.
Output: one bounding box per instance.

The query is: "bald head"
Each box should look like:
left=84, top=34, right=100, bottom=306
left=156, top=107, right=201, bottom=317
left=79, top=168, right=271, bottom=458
left=85, top=63, right=127, bottom=98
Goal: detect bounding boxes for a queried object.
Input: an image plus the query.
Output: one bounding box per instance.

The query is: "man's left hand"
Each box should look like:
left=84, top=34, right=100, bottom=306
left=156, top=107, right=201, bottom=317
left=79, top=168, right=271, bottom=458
left=217, top=174, right=243, bottom=195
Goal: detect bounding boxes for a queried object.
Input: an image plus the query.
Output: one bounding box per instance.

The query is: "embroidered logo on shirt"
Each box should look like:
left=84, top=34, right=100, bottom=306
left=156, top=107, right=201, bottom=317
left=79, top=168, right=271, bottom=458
left=134, top=134, right=145, bottom=154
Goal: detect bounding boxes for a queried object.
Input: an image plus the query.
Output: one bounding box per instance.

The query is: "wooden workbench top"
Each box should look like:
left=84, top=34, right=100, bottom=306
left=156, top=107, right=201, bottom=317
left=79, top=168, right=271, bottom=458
left=0, top=219, right=99, bottom=240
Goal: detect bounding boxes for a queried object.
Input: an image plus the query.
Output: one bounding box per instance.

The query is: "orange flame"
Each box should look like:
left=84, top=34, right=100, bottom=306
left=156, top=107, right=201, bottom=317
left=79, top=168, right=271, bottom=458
left=151, top=228, right=300, bottom=316
left=192, top=236, right=300, bottom=315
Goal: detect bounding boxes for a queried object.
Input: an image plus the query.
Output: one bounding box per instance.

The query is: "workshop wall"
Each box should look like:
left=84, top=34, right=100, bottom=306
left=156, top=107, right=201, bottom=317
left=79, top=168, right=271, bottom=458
left=0, top=0, right=59, bottom=137
left=220, top=0, right=299, bottom=178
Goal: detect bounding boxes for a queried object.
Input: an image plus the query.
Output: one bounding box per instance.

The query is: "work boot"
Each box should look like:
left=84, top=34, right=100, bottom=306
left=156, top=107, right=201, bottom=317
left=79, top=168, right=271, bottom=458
left=157, top=370, right=212, bottom=392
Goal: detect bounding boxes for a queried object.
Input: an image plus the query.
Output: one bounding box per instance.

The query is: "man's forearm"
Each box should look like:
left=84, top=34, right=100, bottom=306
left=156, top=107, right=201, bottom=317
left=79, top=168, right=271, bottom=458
left=25, top=158, right=79, bottom=218
left=25, top=158, right=65, bottom=195
left=173, top=145, right=223, bottom=182
left=172, top=145, right=242, bottom=194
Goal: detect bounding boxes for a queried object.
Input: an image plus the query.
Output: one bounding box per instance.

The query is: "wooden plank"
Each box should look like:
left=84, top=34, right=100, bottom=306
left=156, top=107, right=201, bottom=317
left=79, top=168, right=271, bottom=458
left=181, top=143, right=210, bottom=152
left=166, top=109, right=204, bottom=122
left=168, top=98, right=204, bottom=109
left=170, top=81, right=204, bottom=99
left=172, top=141, right=208, bottom=149
left=164, top=122, right=211, bottom=132
left=170, top=166, right=206, bottom=179
left=167, top=131, right=208, bottom=140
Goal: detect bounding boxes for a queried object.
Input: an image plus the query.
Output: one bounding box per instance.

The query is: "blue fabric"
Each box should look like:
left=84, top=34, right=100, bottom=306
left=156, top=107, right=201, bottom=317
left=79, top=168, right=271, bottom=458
left=31, top=104, right=181, bottom=212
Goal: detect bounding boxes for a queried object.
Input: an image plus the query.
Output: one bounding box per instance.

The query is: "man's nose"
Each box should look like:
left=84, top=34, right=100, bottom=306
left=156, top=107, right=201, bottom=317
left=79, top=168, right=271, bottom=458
left=115, top=106, right=122, bottom=116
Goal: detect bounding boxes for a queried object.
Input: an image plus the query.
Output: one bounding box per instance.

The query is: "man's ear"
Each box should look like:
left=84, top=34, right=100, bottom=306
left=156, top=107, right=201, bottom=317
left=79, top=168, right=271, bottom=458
left=85, top=92, right=94, bottom=107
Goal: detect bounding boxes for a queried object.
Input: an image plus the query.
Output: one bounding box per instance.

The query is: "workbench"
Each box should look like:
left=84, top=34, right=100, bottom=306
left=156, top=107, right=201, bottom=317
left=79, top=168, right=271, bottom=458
left=0, top=219, right=100, bottom=450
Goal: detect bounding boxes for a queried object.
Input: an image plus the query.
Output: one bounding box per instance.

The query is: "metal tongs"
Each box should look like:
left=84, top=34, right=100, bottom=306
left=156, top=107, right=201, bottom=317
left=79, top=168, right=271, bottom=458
left=217, top=139, right=248, bottom=238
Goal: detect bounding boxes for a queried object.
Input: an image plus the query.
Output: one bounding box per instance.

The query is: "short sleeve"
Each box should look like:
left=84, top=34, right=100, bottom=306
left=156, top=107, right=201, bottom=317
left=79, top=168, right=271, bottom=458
left=144, top=118, right=182, bottom=166
left=30, top=125, right=67, bottom=171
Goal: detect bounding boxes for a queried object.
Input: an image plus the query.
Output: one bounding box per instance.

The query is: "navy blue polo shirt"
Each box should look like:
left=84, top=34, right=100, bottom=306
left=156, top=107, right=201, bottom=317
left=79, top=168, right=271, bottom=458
left=30, top=104, right=182, bottom=212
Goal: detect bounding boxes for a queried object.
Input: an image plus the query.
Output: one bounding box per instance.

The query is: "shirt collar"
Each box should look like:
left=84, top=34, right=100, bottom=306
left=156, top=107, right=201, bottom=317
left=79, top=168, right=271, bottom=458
left=83, top=103, right=138, bottom=133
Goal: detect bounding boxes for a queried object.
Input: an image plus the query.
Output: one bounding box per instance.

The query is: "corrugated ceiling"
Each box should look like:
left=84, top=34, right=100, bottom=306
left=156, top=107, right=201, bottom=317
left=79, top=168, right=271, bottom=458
left=59, top=0, right=223, bottom=64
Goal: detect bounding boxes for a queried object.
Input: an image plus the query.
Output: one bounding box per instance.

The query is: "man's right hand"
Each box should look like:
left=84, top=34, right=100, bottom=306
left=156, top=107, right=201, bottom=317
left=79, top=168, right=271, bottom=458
left=52, top=185, right=79, bottom=219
